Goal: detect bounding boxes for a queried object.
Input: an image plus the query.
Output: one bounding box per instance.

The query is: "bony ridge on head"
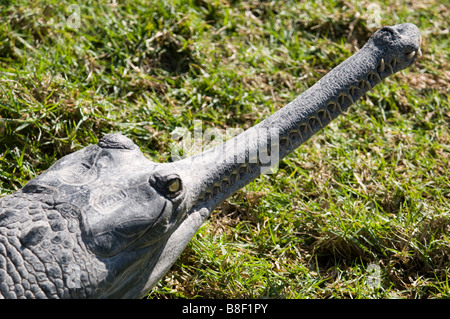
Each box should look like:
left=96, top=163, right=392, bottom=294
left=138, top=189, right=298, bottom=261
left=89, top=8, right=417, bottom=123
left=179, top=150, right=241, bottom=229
left=98, top=133, right=137, bottom=150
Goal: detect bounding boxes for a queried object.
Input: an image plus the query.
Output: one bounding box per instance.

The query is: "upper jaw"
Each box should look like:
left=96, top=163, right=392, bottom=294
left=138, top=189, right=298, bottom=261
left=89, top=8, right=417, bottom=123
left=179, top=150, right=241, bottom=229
left=380, top=46, right=421, bottom=77
left=374, top=43, right=421, bottom=84
left=369, top=23, right=421, bottom=76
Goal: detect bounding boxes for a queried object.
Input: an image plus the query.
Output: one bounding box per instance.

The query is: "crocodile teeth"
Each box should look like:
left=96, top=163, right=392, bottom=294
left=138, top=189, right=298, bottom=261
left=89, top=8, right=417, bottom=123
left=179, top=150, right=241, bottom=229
left=406, top=51, right=416, bottom=60
left=378, top=58, right=385, bottom=73
left=391, top=58, right=397, bottom=68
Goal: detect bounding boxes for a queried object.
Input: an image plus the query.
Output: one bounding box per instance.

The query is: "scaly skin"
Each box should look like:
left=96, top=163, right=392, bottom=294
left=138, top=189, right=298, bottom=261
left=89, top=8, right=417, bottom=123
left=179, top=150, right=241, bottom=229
left=0, top=24, right=421, bottom=298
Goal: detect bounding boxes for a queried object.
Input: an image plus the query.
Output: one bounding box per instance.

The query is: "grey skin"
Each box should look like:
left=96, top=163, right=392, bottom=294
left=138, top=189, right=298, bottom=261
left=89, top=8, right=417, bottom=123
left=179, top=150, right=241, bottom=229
left=0, top=23, right=421, bottom=298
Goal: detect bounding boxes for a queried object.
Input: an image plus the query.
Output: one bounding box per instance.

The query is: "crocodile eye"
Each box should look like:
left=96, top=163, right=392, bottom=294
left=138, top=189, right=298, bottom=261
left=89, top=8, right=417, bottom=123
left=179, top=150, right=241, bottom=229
left=150, top=173, right=183, bottom=198
left=166, top=178, right=181, bottom=194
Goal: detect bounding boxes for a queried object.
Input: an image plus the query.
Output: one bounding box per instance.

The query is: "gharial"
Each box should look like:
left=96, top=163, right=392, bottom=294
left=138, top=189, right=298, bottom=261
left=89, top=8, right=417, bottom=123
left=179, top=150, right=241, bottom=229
left=0, top=23, right=421, bottom=298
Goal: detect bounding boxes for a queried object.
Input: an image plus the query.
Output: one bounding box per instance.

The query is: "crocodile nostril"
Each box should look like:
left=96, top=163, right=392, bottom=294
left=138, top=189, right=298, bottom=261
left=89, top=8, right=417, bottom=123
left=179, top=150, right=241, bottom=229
left=379, top=26, right=396, bottom=36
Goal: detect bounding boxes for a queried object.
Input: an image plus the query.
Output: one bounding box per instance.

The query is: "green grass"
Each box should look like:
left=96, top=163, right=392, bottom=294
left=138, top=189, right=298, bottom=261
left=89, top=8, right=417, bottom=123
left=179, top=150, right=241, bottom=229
left=1, top=0, right=449, bottom=299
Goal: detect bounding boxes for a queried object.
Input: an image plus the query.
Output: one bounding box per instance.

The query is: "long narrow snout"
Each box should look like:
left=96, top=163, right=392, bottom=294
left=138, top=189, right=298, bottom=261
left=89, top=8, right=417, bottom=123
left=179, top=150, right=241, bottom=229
left=141, top=23, right=422, bottom=297
left=169, top=24, right=423, bottom=220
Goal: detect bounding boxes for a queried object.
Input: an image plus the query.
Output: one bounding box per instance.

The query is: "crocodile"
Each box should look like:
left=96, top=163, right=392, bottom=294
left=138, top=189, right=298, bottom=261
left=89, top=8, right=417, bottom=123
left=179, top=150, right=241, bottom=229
left=0, top=23, right=421, bottom=298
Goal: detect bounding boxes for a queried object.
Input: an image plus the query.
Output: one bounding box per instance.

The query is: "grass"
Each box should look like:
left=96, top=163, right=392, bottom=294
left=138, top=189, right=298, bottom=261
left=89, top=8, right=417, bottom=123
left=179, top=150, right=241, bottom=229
left=0, top=0, right=449, bottom=299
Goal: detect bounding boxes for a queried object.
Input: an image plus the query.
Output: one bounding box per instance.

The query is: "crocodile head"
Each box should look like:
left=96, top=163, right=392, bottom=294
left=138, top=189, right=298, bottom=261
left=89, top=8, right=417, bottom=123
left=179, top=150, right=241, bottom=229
left=22, top=133, right=196, bottom=297
left=14, top=23, right=421, bottom=299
